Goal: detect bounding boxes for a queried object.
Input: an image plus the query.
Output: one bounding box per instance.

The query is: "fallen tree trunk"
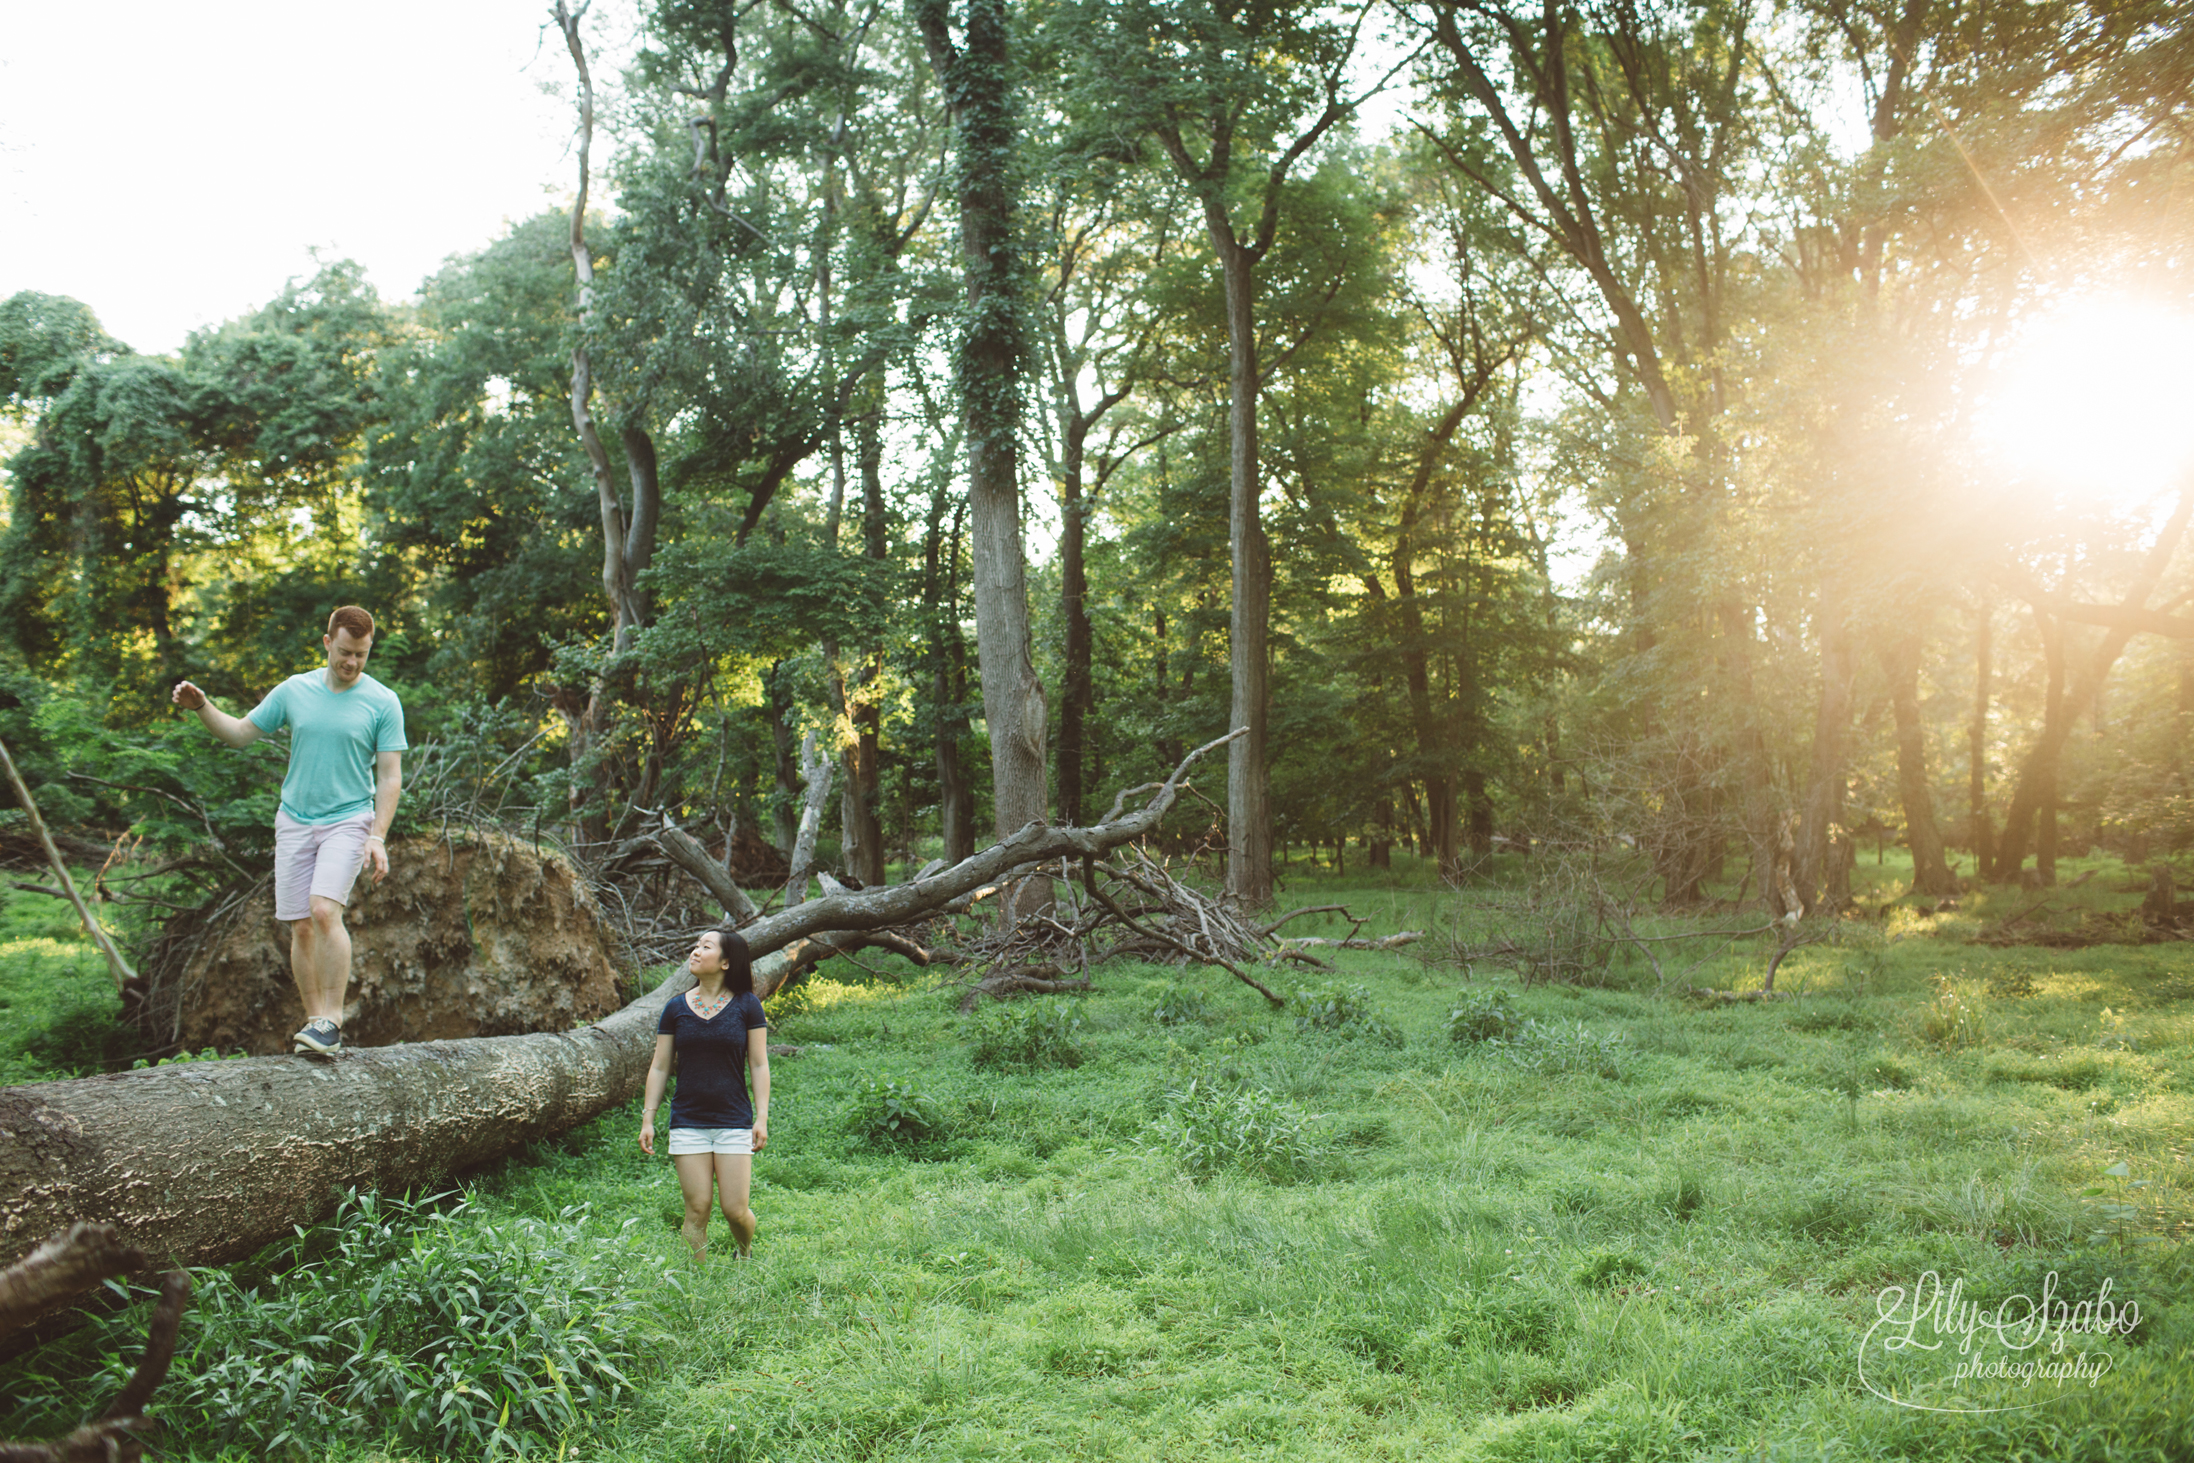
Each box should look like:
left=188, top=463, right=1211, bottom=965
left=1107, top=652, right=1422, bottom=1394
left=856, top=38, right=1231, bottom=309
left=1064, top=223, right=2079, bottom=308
left=0, top=968, right=682, bottom=1317
left=0, top=731, right=1243, bottom=1333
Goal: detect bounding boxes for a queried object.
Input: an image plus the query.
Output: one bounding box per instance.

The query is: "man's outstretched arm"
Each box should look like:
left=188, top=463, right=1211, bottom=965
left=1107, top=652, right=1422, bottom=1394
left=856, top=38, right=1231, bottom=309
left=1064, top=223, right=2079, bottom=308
left=170, top=682, right=262, bottom=749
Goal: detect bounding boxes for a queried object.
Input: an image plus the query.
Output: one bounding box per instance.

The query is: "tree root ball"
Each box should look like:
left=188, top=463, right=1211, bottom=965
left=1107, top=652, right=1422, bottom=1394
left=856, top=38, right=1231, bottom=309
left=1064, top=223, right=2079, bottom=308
left=150, top=831, right=630, bottom=1055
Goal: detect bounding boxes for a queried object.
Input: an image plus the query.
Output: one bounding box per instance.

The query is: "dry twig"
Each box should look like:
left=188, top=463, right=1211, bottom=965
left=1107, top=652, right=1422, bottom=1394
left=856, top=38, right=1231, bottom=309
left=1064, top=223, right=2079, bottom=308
left=0, top=1224, right=191, bottom=1461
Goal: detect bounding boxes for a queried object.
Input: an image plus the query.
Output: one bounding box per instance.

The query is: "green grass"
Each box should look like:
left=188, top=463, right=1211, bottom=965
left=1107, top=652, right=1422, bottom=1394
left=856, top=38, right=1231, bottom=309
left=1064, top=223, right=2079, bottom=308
left=4, top=852, right=2191, bottom=1460
left=0, top=872, right=144, bottom=1084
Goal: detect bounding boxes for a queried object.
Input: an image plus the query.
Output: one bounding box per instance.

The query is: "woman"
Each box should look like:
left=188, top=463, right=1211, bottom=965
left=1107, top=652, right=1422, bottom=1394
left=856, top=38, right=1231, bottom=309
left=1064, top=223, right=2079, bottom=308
left=640, top=928, right=771, bottom=1261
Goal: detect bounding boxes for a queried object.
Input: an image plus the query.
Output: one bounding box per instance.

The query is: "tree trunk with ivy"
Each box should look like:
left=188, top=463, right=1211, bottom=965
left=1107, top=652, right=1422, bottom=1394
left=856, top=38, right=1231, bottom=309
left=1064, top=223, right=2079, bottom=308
left=915, top=0, right=1049, bottom=916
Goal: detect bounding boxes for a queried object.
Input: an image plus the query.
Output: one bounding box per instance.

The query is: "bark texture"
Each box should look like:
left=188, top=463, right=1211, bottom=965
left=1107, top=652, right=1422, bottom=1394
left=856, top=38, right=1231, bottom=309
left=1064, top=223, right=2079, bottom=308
left=785, top=729, right=835, bottom=901
left=1216, top=240, right=1274, bottom=906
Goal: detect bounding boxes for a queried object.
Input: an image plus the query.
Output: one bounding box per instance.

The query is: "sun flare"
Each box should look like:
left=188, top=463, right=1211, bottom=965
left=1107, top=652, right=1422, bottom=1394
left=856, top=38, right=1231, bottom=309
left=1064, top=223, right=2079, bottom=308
left=1975, top=294, right=2194, bottom=504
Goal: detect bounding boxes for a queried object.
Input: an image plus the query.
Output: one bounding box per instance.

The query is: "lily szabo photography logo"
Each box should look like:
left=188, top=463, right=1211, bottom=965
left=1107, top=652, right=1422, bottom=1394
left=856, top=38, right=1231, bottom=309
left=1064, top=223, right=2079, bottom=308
left=1858, top=1269, right=2138, bottom=1414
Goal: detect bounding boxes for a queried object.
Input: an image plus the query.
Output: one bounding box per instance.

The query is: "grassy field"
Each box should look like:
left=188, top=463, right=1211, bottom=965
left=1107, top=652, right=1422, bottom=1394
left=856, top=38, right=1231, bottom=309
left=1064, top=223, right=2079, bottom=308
left=3, top=852, right=2190, bottom=1460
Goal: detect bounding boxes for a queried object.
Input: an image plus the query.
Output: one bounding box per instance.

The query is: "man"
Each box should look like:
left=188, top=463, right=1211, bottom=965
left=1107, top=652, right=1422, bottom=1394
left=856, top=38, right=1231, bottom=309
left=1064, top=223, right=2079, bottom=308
left=171, top=605, right=406, bottom=1055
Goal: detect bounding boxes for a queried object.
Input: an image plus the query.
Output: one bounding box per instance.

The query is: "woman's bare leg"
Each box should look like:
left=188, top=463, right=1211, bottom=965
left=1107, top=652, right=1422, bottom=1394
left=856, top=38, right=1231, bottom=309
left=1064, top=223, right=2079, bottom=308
left=674, top=1153, right=717, bottom=1262
left=715, top=1152, right=755, bottom=1256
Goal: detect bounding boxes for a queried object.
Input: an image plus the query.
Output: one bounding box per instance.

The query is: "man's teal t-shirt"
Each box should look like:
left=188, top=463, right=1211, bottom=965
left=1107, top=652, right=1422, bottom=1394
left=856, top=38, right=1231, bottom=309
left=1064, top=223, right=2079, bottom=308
left=246, top=672, right=408, bottom=824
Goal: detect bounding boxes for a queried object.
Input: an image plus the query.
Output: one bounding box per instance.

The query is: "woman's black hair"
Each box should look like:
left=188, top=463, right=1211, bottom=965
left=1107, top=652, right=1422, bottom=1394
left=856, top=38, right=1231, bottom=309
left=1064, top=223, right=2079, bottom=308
left=715, top=927, right=754, bottom=995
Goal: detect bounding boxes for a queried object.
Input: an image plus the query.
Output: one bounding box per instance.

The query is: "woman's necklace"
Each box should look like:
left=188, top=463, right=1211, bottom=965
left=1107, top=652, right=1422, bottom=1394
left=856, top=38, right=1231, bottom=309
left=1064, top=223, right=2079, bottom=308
left=689, top=986, right=732, bottom=1019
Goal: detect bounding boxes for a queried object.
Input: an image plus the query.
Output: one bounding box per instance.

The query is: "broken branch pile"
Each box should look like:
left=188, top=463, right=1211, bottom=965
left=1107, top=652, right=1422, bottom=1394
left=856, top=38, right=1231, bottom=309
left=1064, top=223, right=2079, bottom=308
left=947, top=845, right=1423, bottom=1011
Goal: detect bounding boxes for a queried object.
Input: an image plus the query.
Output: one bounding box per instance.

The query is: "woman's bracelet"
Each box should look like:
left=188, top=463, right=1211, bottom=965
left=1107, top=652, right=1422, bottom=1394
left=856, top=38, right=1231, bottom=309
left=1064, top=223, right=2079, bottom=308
left=365, top=834, right=386, bottom=845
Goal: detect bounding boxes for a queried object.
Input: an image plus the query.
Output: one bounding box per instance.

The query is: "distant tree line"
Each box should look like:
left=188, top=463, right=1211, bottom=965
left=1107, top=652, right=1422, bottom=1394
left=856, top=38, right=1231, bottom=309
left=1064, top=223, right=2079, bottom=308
left=2, top=0, right=2189, bottom=914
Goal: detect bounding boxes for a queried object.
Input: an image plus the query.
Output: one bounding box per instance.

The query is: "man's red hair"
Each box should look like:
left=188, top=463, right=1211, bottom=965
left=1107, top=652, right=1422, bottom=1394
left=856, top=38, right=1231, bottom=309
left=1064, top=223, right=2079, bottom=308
left=326, top=605, right=375, bottom=641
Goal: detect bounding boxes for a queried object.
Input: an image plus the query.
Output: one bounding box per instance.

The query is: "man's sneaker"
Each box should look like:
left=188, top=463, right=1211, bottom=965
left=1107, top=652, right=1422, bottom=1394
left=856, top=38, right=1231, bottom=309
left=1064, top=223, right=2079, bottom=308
left=294, top=1019, right=343, bottom=1055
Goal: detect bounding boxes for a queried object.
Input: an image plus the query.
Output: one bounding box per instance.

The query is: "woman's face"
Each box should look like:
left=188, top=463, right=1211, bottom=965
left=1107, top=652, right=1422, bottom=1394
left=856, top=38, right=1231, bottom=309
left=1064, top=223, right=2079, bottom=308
left=687, top=931, right=726, bottom=976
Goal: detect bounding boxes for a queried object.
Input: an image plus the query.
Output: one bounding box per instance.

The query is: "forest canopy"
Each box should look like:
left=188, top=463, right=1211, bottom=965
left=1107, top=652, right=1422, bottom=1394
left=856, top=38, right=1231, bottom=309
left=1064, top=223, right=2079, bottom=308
left=2, top=0, right=2189, bottom=913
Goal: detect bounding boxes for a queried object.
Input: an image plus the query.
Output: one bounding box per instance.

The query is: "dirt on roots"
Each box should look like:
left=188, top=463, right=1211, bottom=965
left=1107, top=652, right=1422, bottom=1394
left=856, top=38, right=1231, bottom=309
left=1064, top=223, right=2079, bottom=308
left=146, top=829, right=632, bottom=1056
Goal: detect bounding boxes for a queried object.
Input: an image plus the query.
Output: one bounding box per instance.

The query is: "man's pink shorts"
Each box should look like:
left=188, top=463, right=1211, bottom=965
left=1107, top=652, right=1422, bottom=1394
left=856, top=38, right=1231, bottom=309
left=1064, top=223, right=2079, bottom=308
left=273, top=810, right=375, bottom=921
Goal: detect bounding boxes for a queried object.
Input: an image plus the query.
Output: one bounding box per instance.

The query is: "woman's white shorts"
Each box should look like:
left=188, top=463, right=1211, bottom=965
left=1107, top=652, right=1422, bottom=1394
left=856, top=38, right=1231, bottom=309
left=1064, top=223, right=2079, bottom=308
left=667, top=1126, right=754, bottom=1156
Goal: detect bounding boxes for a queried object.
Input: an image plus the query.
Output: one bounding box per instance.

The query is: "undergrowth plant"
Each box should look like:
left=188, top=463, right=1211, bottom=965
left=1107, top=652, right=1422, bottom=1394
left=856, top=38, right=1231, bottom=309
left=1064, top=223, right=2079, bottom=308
left=93, top=1191, right=652, bottom=1459
left=1447, top=987, right=1519, bottom=1044
left=6, top=853, right=2191, bottom=1463
left=1919, top=974, right=1989, bottom=1048
left=1144, top=1077, right=1323, bottom=1182
left=2083, top=1160, right=2162, bottom=1253
left=1288, top=983, right=1403, bottom=1046
left=967, top=996, right=1086, bottom=1070
left=1484, top=1017, right=1626, bottom=1079
left=1147, top=982, right=1211, bottom=1026
left=848, top=1076, right=945, bottom=1148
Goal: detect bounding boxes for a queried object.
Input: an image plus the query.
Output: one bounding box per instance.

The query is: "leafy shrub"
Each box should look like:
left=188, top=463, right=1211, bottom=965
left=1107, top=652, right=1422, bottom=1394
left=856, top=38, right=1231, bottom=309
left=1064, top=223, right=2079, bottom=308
left=968, top=997, right=1085, bottom=1070
left=850, top=1076, right=945, bottom=1147
left=1287, top=984, right=1403, bottom=1046
left=1147, top=982, right=1211, bottom=1026
left=1144, top=1078, right=1322, bottom=1181
left=1918, top=974, right=1988, bottom=1049
left=97, top=1191, right=650, bottom=1459
left=1485, top=1018, right=1625, bottom=1079
left=1447, top=987, right=1519, bottom=1044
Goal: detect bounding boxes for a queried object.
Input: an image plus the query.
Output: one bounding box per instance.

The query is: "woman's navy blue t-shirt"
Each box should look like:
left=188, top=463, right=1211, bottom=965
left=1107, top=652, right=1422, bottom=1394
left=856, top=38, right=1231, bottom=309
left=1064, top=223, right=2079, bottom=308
left=658, top=990, right=768, bottom=1128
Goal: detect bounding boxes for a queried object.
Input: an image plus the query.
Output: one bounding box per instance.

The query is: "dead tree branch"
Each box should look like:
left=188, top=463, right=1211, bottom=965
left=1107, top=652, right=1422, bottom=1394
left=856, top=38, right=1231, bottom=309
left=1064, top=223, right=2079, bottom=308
left=0, top=739, right=135, bottom=994
left=0, top=1225, right=190, bottom=1459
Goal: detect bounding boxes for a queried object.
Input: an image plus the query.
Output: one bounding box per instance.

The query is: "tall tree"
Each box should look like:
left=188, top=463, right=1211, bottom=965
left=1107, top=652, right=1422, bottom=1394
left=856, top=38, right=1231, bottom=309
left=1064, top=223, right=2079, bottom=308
left=0, top=272, right=385, bottom=710
left=1989, top=491, right=2194, bottom=883
left=1026, top=154, right=1182, bottom=825
left=914, top=0, right=1051, bottom=909
left=1882, top=624, right=1958, bottom=896
left=1414, top=0, right=1771, bottom=906
left=1356, top=164, right=1536, bottom=876
left=365, top=214, right=603, bottom=704
left=1065, top=0, right=1393, bottom=905
left=556, top=0, right=668, bottom=838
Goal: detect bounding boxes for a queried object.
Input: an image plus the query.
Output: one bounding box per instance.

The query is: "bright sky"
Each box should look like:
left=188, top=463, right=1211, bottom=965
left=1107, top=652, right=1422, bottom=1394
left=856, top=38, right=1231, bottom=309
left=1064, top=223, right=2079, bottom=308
left=0, top=1, right=608, bottom=356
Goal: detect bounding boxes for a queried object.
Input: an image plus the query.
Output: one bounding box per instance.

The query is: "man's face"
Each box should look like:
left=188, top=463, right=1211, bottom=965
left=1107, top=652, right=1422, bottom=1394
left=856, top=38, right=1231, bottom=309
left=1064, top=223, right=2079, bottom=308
left=325, top=628, right=373, bottom=686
